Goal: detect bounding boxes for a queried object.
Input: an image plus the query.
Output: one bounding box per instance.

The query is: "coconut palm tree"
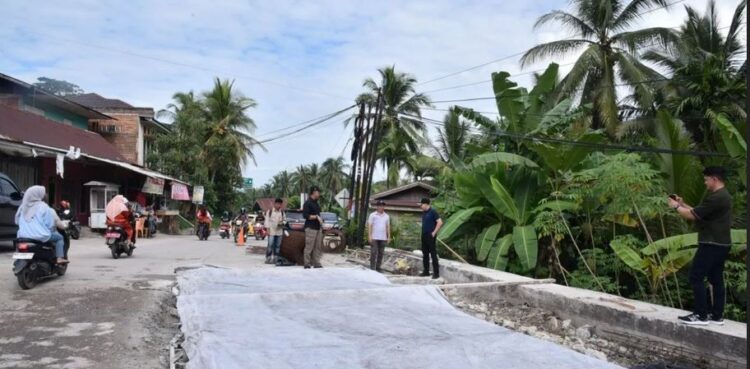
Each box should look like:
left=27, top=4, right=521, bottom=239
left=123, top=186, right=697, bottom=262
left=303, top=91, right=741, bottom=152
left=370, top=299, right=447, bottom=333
left=270, top=170, right=293, bottom=198
left=201, top=78, right=265, bottom=181
left=320, top=157, right=349, bottom=194
left=521, top=0, right=676, bottom=137
left=291, top=165, right=312, bottom=196
left=643, top=0, right=746, bottom=149
left=360, top=66, right=431, bottom=187
left=433, top=109, right=472, bottom=163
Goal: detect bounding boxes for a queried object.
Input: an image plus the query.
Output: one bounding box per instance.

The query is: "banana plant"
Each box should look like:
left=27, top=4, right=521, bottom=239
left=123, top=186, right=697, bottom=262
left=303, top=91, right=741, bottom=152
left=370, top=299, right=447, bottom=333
left=611, top=229, right=747, bottom=291
left=713, top=113, right=747, bottom=187
left=438, top=156, right=543, bottom=272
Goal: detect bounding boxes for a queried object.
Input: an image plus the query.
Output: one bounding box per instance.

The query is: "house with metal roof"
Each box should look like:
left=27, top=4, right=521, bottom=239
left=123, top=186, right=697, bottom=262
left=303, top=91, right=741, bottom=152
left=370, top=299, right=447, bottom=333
left=0, top=73, right=188, bottom=230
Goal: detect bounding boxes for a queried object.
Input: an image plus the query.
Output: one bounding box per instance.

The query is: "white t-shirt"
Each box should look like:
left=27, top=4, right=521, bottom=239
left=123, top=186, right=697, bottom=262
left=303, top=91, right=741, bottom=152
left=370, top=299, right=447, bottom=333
left=367, top=211, right=390, bottom=241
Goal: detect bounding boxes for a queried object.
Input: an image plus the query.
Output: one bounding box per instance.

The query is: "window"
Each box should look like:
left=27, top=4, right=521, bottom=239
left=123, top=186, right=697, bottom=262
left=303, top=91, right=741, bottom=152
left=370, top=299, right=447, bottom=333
left=0, top=178, right=18, bottom=196
left=91, top=188, right=106, bottom=212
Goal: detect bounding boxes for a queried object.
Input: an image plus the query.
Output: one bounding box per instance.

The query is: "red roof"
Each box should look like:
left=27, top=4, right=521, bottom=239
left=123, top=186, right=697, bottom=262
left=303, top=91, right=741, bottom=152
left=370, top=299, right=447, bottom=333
left=0, top=104, right=127, bottom=161
left=253, top=198, right=289, bottom=213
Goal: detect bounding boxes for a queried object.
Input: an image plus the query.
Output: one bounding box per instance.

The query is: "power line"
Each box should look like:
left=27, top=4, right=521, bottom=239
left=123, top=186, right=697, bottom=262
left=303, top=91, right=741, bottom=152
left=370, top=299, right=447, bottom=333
left=24, top=32, right=351, bottom=101
left=416, top=0, right=682, bottom=88
left=255, top=105, right=356, bottom=139
left=401, top=113, right=729, bottom=157
left=429, top=77, right=671, bottom=104
left=259, top=112, right=352, bottom=145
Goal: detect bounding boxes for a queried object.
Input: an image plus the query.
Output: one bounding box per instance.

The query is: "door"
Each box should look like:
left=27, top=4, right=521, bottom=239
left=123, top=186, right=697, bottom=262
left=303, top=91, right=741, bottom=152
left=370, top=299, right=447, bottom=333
left=0, top=177, right=22, bottom=238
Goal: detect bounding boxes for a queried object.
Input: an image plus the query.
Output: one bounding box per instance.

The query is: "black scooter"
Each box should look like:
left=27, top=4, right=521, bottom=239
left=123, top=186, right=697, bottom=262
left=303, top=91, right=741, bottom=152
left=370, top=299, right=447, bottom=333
left=12, top=230, right=70, bottom=290
left=105, top=213, right=137, bottom=259
left=197, top=222, right=211, bottom=241
left=58, top=208, right=81, bottom=240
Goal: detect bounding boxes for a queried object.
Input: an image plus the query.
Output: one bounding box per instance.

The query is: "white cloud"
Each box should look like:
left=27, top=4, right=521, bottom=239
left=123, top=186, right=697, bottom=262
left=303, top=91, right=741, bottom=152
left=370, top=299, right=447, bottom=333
left=0, top=0, right=743, bottom=187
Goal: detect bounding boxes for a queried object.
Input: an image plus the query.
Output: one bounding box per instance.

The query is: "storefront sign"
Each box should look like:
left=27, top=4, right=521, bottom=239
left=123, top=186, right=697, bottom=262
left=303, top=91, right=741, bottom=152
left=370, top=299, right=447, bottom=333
left=142, top=177, right=165, bottom=195
left=171, top=182, right=190, bottom=201
left=192, top=186, right=205, bottom=204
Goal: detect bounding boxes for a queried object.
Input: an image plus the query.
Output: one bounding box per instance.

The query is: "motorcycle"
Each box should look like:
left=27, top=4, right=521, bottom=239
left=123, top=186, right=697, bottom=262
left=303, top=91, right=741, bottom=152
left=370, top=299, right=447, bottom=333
left=12, top=226, right=70, bottom=290
left=197, top=222, right=211, bottom=241
left=219, top=221, right=231, bottom=239
left=105, top=213, right=137, bottom=259
left=233, top=219, right=249, bottom=243
left=58, top=207, right=81, bottom=240
left=254, top=223, right=268, bottom=240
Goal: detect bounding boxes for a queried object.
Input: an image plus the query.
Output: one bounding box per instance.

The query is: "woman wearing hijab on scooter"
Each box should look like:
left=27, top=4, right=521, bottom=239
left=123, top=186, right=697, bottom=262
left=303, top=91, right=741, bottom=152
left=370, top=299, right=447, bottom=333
left=106, top=195, right=135, bottom=246
left=15, top=185, right=69, bottom=264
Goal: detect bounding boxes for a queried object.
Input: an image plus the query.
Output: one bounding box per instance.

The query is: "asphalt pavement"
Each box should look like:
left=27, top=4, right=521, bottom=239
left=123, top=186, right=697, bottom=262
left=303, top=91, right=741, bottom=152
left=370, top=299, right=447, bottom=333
left=0, top=233, right=348, bottom=369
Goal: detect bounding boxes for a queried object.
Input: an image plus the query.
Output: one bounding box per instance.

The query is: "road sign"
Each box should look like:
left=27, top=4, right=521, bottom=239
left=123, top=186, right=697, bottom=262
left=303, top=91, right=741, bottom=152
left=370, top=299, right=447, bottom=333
left=335, top=189, right=349, bottom=208
left=243, top=178, right=253, bottom=188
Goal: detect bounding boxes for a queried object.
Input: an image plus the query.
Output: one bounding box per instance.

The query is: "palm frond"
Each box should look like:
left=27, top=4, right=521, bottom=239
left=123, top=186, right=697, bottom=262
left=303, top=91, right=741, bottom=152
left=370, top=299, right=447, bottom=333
left=521, top=39, right=593, bottom=67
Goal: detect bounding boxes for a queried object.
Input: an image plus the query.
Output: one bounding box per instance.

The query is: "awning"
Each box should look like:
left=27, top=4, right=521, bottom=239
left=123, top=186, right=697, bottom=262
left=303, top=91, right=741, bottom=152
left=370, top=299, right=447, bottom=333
left=0, top=137, right=189, bottom=185
left=84, top=154, right=189, bottom=185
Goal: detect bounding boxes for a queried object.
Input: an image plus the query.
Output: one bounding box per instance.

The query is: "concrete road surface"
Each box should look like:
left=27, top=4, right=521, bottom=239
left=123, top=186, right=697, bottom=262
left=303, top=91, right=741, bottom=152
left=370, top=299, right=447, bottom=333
left=0, top=234, right=348, bottom=369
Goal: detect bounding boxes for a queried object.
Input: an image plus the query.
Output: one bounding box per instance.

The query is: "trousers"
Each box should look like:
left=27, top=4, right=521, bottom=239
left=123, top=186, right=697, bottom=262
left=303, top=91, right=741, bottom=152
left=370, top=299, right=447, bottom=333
left=370, top=240, right=387, bottom=271
left=421, top=233, right=439, bottom=275
left=689, top=243, right=730, bottom=319
left=304, top=228, right=323, bottom=267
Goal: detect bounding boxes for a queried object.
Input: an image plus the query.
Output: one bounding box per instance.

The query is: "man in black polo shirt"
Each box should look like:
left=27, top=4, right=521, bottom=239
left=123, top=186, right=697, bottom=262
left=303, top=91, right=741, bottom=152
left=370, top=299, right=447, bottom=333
left=419, top=198, right=443, bottom=279
left=668, top=166, right=733, bottom=325
left=302, top=186, right=323, bottom=269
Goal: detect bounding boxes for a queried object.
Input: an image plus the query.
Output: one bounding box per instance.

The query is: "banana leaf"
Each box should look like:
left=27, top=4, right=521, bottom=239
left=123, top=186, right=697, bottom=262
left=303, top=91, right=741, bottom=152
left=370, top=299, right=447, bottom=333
left=475, top=223, right=502, bottom=262
left=610, top=237, right=646, bottom=274
left=437, top=206, right=484, bottom=241
left=468, top=152, right=539, bottom=169
left=487, top=234, right=513, bottom=271
left=512, top=225, right=538, bottom=271
left=488, top=177, right=521, bottom=223
left=642, top=229, right=747, bottom=255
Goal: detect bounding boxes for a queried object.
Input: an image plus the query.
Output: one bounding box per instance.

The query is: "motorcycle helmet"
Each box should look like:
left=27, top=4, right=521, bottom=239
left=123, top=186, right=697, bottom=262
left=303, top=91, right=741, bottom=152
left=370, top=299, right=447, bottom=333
left=240, top=207, right=247, bottom=214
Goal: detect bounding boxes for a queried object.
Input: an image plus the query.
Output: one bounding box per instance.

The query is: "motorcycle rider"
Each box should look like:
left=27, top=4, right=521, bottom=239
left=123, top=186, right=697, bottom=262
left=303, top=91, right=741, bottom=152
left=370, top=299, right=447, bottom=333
left=221, top=211, right=231, bottom=222
left=105, top=195, right=135, bottom=248
left=15, top=185, right=69, bottom=264
left=196, top=205, right=212, bottom=236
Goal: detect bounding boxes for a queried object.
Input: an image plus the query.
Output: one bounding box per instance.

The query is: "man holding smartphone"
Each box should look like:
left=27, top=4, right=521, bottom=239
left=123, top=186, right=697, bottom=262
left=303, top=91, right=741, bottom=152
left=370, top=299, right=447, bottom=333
left=668, top=167, right=733, bottom=325
left=302, top=186, right=324, bottom=269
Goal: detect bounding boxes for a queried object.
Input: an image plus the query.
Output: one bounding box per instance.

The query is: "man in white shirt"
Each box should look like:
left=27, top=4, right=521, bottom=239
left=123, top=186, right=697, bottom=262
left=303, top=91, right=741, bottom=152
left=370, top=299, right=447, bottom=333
left=367, top=200, right=391, bottom=272
left=264, top=198, right=286, bottom=265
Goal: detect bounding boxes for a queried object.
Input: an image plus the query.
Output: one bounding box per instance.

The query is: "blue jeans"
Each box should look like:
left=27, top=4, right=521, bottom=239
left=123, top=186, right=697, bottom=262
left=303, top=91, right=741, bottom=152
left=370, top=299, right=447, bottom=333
left=48, top=231, right=65, bottom=258
left=266, top=235, right=282, bottom=257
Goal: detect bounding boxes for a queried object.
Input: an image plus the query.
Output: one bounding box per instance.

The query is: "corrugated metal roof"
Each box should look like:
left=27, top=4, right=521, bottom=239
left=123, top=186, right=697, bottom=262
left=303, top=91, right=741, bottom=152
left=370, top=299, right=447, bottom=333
left=0, top=103, right=127, bottom=161
left=67, top=93, right=134, bottom=109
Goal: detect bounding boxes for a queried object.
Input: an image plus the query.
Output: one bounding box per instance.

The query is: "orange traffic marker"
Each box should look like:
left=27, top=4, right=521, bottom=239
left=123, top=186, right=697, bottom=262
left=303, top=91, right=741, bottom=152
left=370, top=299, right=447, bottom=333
left=236, top=227, right=245, bottom=246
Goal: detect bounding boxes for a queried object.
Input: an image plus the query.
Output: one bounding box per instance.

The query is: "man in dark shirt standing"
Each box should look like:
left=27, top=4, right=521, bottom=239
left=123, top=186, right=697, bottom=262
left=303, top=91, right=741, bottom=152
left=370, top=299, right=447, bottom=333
left=668, top=167, right=733, bottom=325
left=302, top=186, right=323, bottom=269
left=419, top=198, right=443, bottom=279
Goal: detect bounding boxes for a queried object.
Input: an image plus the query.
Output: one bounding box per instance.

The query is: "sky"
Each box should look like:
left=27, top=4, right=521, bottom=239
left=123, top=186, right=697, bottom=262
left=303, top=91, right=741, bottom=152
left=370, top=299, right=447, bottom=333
left=0, top=0, right=744, bottom=187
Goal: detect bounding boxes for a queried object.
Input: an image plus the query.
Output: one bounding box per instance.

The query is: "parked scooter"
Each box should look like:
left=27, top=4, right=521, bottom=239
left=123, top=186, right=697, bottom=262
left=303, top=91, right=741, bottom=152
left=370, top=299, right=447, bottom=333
left=105, top=212, right=137, bottom=259
left=12, top=225, right=70, bottom=290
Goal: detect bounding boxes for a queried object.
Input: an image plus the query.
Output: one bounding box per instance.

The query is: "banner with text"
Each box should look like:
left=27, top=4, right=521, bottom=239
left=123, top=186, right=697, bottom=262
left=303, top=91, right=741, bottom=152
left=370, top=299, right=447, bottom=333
left=171, top=182, right=190, bottom=201
left=192, top=186, right=205, bottom=204
left=142, top=177, right=165, bottom=195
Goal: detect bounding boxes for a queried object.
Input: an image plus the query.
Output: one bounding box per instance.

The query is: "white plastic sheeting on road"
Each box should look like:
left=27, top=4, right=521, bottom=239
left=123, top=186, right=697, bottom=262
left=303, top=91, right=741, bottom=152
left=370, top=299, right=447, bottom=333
left=176, top=267, right=624, bottom=369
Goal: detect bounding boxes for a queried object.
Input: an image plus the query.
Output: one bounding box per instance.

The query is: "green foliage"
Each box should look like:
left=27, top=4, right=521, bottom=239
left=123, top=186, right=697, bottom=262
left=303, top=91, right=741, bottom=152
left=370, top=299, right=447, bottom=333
left=33, top=76, right=84, bottom=96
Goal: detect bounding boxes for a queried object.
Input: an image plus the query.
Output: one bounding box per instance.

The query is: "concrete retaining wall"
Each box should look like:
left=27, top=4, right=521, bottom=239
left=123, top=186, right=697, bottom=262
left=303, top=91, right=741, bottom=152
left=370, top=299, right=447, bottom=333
left=346, top=248, right=747, bottom=369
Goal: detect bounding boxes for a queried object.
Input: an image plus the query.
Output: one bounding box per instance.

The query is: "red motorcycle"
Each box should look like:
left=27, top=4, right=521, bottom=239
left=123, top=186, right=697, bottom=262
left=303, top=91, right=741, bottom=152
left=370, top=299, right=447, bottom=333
left=219, top=221, right=231, bottom=239
left=254, top=222, right=268, bottom=240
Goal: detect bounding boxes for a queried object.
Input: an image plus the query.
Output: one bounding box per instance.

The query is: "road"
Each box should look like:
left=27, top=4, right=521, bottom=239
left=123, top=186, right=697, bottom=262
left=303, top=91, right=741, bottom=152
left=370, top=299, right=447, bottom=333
left=0, top=234, right=348, bottom=369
